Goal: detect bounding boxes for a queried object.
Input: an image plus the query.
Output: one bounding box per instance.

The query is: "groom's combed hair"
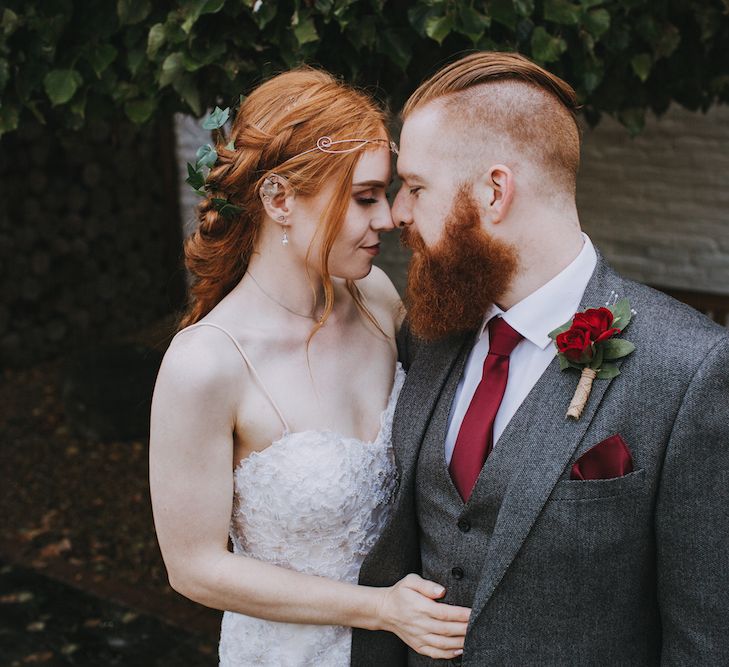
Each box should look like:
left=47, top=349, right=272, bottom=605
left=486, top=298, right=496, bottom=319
left=403, top=52, right=581, bottom=195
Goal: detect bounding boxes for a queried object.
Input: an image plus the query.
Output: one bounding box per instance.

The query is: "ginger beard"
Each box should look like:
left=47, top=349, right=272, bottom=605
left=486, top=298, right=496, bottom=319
left=401, top=184, right=519, bottom=341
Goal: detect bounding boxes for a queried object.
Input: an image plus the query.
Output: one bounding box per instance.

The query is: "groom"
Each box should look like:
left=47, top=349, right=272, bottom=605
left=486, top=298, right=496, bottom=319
left=352, top=52, right=729, bottom=665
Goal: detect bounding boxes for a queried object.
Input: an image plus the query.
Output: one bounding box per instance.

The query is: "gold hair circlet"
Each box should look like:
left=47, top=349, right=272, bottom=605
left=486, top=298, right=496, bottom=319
left=259, top=135, right=398, bottom=202
left=292, top=136, right=399, bottom=158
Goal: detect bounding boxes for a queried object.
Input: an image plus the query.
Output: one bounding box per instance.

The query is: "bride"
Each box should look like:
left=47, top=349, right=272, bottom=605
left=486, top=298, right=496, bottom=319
left=149, top=68, right=470, bottom=665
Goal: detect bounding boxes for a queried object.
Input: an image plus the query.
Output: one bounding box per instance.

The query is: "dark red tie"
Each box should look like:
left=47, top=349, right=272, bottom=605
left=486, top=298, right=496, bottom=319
left=449, top=317, right=523, bottom=501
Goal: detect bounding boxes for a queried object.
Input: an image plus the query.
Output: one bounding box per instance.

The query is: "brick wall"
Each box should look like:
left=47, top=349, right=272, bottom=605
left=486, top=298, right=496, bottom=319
left=175, top=103, right=729, bottom=297
left=577, top=104, right=729, bottom=296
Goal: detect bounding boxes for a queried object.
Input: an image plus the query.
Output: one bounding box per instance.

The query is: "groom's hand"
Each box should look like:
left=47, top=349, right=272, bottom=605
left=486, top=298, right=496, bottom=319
left=375, top=573, right=471, bottom=660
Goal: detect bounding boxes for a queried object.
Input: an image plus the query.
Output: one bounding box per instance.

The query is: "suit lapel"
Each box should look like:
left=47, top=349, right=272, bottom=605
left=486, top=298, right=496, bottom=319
left=393, top=331, right=473, bottom=486
left=469, top=254, right=627, bottom=623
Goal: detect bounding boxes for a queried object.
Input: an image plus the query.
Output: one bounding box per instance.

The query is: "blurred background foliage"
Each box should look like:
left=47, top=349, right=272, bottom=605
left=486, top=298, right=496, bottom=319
left=1, top=0, right=728, bottom=138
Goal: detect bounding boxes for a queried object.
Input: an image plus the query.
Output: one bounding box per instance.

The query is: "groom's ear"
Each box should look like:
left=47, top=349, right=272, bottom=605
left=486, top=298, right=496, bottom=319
left=475, top=164, right=514, bottom=224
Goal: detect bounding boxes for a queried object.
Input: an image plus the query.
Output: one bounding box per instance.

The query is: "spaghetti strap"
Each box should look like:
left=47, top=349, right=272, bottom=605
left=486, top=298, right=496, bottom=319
left=173, top=322, right=291, bottom=434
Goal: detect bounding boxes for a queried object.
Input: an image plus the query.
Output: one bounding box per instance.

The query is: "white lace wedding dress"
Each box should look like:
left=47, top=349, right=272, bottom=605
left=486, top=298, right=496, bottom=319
left=175, top=323, right=404, bottom=666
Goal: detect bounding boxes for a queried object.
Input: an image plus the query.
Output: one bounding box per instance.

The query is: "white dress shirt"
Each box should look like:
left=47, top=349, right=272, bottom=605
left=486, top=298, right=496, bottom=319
left=444, top=233, right=598, bottom=464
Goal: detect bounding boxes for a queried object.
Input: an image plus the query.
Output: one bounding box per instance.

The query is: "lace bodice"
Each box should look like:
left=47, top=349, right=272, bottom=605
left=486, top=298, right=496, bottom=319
left=219, top=364, right=404, bottom=666
left=229, top=372, right=402, bottom=580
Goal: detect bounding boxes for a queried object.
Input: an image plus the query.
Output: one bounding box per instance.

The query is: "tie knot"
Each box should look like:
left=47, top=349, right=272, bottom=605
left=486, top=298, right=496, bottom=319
left=487, top=317, right=523, bottom=357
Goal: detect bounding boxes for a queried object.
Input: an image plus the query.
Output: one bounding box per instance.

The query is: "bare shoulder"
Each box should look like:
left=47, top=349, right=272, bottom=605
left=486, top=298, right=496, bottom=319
left=155, top=325, right=244, bottom=405
left=356, top=266, right=405, bottom=331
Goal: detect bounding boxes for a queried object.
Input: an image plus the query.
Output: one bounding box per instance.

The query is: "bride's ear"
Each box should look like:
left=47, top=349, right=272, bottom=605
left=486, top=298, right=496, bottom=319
left=259, top=173, right=295, bottom=226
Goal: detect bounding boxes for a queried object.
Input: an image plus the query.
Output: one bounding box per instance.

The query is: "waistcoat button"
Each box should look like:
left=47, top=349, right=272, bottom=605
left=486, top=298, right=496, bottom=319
left=457, top=518, right=471, bottom=533
left=451, top=566, right=464, bottom=580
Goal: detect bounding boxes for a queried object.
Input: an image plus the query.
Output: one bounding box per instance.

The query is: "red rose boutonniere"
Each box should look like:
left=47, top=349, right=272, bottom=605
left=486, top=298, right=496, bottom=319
left=548, top=298, right=636, bottom=420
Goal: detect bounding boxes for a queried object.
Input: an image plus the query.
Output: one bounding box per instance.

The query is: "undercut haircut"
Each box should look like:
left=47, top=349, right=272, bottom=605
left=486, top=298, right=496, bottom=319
left=403, top=52, right=581, bottom=195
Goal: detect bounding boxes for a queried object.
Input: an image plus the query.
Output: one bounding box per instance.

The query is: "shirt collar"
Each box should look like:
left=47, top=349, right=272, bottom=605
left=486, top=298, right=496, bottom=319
left=481, top=233, right=598, bottom=350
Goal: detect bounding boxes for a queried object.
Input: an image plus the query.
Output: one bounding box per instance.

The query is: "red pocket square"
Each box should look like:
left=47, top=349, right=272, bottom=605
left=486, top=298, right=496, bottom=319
left=570, top=434, right=634, bottom=481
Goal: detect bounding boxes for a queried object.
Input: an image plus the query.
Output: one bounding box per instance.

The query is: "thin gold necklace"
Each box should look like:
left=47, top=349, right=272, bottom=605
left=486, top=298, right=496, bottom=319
left=247, top=272, right=322, bottom=322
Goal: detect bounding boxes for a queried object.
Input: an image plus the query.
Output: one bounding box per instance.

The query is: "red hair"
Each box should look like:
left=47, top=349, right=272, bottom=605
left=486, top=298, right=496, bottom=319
left=179, top=68, right=389, bottom=333
left=403, top=52, right=581, bottom=194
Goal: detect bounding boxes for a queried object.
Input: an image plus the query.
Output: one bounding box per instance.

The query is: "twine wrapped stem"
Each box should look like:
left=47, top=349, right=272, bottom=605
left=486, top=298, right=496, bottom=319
left=566, top=367, right=598, bottom=420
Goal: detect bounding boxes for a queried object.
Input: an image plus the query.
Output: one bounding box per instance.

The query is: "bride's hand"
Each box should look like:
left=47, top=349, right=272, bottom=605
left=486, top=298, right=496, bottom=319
left=376, top=573, right=471, bottom=660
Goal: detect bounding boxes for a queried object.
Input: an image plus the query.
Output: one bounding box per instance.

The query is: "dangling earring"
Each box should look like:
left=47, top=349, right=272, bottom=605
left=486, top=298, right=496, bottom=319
left=278, top=215, right=289, bottom=246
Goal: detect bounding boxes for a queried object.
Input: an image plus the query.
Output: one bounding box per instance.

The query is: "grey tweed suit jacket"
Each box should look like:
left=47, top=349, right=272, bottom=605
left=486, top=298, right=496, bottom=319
left=352, top=252, right=729, bottom=666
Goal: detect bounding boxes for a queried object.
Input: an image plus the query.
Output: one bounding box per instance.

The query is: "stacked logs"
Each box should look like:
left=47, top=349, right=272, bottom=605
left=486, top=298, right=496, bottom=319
left=0, top=116, right=185, bottom=368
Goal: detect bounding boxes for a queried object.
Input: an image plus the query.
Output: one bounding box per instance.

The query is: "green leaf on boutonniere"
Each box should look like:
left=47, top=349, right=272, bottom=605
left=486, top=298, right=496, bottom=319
left=548, top=318, right=573, bottom=340
left=601, top=338, right=635, bottom=360
left=609, top=298, right=632, bottom=331
left=558, top=354, right=571, bottom=371
left=589, top=345, right=604, bottom=371
left=597, top=363, right=621, bottom=380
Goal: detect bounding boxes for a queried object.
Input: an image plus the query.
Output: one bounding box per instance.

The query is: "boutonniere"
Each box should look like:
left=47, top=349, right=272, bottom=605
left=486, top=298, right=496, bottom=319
left=548, top=297, right=636, bottom=420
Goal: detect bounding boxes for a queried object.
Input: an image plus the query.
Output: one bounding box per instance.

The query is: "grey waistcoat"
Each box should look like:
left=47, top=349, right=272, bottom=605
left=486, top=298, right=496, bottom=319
left=409, top=345, right=504, bottom=666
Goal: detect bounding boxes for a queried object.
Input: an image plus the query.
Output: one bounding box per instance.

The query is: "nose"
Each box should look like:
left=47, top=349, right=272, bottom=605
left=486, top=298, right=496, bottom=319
left=392, top=186, right=412, bottom=228
left=371, top=199, right=395, bottom=232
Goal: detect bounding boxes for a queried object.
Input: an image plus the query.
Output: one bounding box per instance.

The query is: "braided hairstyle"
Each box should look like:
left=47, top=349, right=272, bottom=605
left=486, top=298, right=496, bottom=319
left=179, top=68, right=390, bottom=331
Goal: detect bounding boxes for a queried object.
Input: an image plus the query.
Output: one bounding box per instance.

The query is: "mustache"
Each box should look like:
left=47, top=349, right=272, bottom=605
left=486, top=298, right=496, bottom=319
left=399, top=226, right=422, bottom=252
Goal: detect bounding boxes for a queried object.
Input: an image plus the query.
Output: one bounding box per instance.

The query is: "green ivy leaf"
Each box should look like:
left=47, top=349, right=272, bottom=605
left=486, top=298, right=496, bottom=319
left=174, top=75, right=201, bottom=115
left=2, top=8, right=20, bottom=37
left=378, top=29, right=412, bottom=71
left=159, top=52, right=184, bottom=87
left=600, top=338, right=635, bottom=360
left=484, top=4, right=513, bottom=30
left=531, top=26, right=567, bottom=63
left=186, top=163, right=205, bottom=190
left=655, top=23, right=680, bottom=58
left=456, top=6, right=489, bottom=43
left=425, top=14, right=453, bottom=45
left=182, top=0, right=227, bottom=34
left=515, top=0, right=535, bottom=16
left=294, top=17, right=319, bottom=45
left=43, top=69, right=83, bottom=106
left=558, top=354, right=571, bottom=371
left=0, top=58, right=8, bottom=92
left=147, top=23, right=166, bottom=58
left=117, top=0, right=152, bottom=26
left=196, top=143, right=218, bottom=169
left=127, top=46, right=146, bottom=77
left=544, top=0, right=580, bottom=26
left=212, top=197, right=243, bottom=217
left=124, top=98, right=157, bottom=123
left=582, top=60, right=604, bottom=92
left=251, top=1, right=277, bottom=29
left=597, top=363, right=621, bottom=380
left=618, top=107, right=645, bottom=136
left=0, top=103, right=19, bottom=138
left=87, top=44, right=118, bottom=78
left=631, top=53, right=652, bottom=82
left=582, top=8, right=610, bottom=38
left=202, top=106, right=230, bottom=130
